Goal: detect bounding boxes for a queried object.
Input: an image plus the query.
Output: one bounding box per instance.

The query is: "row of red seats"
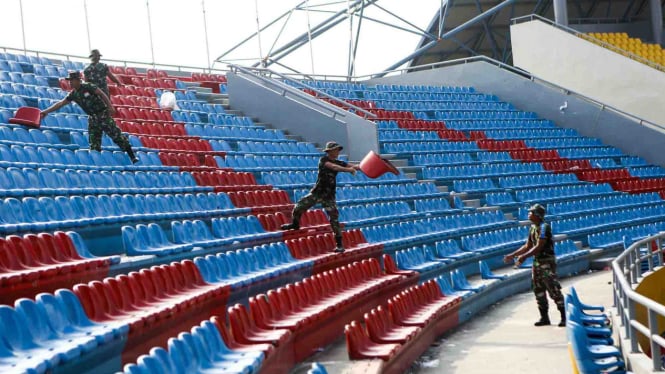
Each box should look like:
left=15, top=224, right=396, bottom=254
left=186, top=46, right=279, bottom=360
left=437, top=129, right=468, bottom=141
left=227, top=190, right=293, bottom=213
left=509, top=149, right=561, bottom=162
left=477, top=139, right=527, bottom=151
left=158, top=152, right=218, bottom=171
left=109, top=66, right=140, bottom=76
left=366, top=109, right=415, bottom=120
left=235, top=258, right=416, bottom=363
left=191, top=72, right=227, bottom=83
left=614, top=178, right=665, bottom=193
left=541, top=159, right=594, bottom=173
left=73, top=260, right=231, bottom=364
left=257, top=210, right=330, bottom=238
left=108, top=85, right=157, bottom=98
left=115, top=75, right=177, bottom=90
left=118, top=121, right=187, bottom=137
left=139, top=136, right=222, bottom=155
left=468, top=131, right=487, bottom=140
left=192, top=171, right=269, bottom=193
left=346, top=99, right=377, bottom=110
left=0, top=232, right=116, bottom=305
left=397, top=119, right=447, bottom=131
left=285, top=231, right=384, bottom=273
left=578, top=168, right=635, bottom=183
left=345, top=278, right=461, bottom=374
left=110, top=95, right=159, bottom=110
left=116, top=107, right=175, bottom=123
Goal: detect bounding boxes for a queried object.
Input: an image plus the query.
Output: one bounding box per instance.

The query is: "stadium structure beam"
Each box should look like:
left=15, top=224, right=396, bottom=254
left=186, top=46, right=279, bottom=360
left=376, top=0, right=516, bottom=76
left=473, top=0, right=501, bottom=59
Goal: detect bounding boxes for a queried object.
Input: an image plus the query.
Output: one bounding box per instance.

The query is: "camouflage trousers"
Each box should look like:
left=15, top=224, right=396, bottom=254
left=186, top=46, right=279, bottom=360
left=532, top=260, right=564, bottom=310
left=88, top=112, right=133, bottom=154
left=292, top=193, right=341, bottom=240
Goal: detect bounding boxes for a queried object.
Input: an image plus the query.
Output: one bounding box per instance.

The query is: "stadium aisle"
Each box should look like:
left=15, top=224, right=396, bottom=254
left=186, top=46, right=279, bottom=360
left=294, top=269, right=614, bottom=374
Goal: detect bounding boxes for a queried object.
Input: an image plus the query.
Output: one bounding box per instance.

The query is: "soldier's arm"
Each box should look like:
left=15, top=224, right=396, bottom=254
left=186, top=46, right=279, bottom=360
left=94, top=87, right=116, bottom=115
left=324, top=161, right=356, bottom=175
left=516, top=238, right=545, bottom=263
left=503, top=238, right=530, bottom=263
left=107, top=70, right=123, bottom=86
left=40, top=98, right=70, bottom=118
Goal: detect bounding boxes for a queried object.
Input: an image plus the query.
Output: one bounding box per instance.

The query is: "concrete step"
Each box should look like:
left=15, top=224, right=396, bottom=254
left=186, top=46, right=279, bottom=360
left=285, top=134, right=304, bottom=142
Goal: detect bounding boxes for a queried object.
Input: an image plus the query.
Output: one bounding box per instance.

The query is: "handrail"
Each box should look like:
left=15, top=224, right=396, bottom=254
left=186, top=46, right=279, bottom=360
left=511, top=14, right=665, bottom=72
left=0, top=46, right=228, bottom=74
left=612, top=232, right=665, bottom=371
left=228, top=64, right=377, bottom=119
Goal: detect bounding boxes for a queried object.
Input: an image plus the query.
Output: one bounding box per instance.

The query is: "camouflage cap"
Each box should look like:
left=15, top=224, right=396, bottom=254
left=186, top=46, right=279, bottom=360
left=89, top=49, right=102, bottom=57
left=65, top=71, right=82, bottom=81
left=528, top=203, right=546, bottom=219
left=323, top=141, right=343, bottom=152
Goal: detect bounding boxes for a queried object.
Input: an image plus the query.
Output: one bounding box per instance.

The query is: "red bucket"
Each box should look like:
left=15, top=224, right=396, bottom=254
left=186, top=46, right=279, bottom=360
left=359, top=151, right=399, bottom=179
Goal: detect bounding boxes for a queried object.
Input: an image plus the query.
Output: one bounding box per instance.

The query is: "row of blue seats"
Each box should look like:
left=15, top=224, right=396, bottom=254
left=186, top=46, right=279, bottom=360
left=0, top=52, right=55, bottom=65
left=295, top=182, right=444, bottom=204
left=68, top=131, right=223, bottom=152
left=516, top=183, right=616, bottom=203
left=316, top=88, right=359, bottom=100
left=0, top=125, right=70, bottom=148
left=0, top=144, right=167, bottom=171
left=373, top=84, right=477, bottom=94
left=32, top=64, right=68, bottom=78
left=176, top=100, right=226, bottom=115
left=373, top=101, right=510, bottom=112
left=237, top=140, right=320, bottom=155
left=0, top=167, right=206, bottom=197
left=424, top=162, right=545, bottom=179
left=37, top=97, right=86, bottom=115
left=476, top=151, right=515, bottom=163
left=62, top=60, right=87, bottom=70
left=444, top=119, right=555, bottom=130
left=379, top=130, right=441, bottom=141
left=460, top=226, right=529, bottom=253
left=0, top=291, right=127, bottom=374
left=123, top=320, right=264, bottom=374
left=0, top=93, right=29, bottom=111
left=184, top=125, right=284, bottom=142
left=498, top=173, right=580, bottom=188
left=0, top=192, right=240, bottom=234
left=629, top=166, right=665, bottom=178
left=0, top=82, right=66, bottom=99
left=588, top=222, right=665, bottom=249
left=361, top=211, right=510, bottom=247
left=0, top=71, right=50, bottom=87
left=413, top=197, right=458, bottom=213
left=620, top=156, right=648, bottom=166
left=194, top=241, right=308, bottom=289
left=383, top=141, right=479, bottom=153
left=263, top=168, right=408, bottom=188
left=484, top=128, right=578, bottom=139
left=529, top=193, right=663, bottom=219
left=299, top=79, right=364, bottom=91
left=485, top=192, right=518, bottom=206
left=339, top=201, right=417, bottom=224
left=552, top=205, right=665, bottom=235
left=365, top=91, right=494, bottom=103
left=525, top=138, right=604, bottom=148
left=394, top=246, right=450, bottom=273
left=432, top=110, right=538, bottom=121
left=38, top=112, right=89, bottom=130
left=214, top=154, right=319, bottom=170
left=170, top=110, right=204, bottom=124
left=412, top=153, right=474, bottom=165
left=453, top=178, right=501, bottom=193
left=208, top=114, right=259, bottom=127
left=558, top=147, right=624, bottom=158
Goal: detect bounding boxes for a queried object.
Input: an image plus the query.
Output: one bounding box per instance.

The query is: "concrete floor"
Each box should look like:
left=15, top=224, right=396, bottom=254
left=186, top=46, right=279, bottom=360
left=293, top=269, right=615, bottom=374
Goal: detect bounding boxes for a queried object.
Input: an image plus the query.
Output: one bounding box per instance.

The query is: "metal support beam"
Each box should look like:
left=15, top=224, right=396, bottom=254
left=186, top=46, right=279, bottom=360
left=650, top=0, right=663, bottom=44
left=377, top=0, right=515, bottom=76
left=554, top=0, right=570, bottom=26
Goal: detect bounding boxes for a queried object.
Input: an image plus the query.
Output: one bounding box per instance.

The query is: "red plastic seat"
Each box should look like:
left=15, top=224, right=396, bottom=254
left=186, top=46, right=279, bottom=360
left=9, top=107, right=41, bottom=128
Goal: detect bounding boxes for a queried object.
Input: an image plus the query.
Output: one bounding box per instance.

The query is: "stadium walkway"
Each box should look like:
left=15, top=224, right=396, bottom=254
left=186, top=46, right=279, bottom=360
left=292, top=269, right=614, bottom=374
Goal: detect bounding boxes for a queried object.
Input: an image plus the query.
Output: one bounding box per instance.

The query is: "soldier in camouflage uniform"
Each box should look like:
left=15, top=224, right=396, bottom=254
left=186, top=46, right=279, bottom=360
left=504, top=204, right=566, bottom=327
left=40, top=71, right=137, bottom=163
left=281, top=141, right=360, bottom=253
left=84, top=49, right=123, bottom=97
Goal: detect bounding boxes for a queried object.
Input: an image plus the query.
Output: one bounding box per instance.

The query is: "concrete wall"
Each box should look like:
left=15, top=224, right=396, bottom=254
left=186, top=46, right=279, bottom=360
left=364, top=60, right=665, bottom=167
left=227, top=72, right=378, bottom=161
left=510, top=19, right=665, bottom=127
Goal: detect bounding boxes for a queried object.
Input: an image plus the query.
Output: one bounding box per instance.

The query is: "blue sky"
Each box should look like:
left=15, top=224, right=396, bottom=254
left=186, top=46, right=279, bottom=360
left=0, top=0, right=440, bottom=76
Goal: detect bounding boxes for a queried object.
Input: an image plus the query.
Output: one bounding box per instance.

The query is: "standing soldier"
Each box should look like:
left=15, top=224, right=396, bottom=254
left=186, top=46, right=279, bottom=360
left=504, top=204, right=566, bottom=327
left=281, top=141, right=360, bottom=253
left=84, top=49, right=123, bottom=97
left=40, top=71, right=138, bottom=163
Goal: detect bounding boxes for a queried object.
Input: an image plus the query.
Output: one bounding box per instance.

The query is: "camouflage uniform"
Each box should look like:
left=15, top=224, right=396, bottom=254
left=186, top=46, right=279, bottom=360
left=66, top=82, right=134, bottom=157
left=529, top=222, right=564, bottom=311
left=290, top=156, right=347, bottom=244
left=84, top=62, right=110, bottom=97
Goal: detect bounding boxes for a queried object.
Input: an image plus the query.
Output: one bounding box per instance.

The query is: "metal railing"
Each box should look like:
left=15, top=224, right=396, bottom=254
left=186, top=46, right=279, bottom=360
left=228, top=64, right=377, bottom=120
left=612, top=233, right=665, bottom=371
left=511, top=14, right=665, bottom=72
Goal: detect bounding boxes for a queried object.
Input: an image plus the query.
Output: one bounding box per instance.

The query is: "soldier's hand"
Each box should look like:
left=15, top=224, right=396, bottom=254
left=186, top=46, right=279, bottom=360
left=39, top=111, right=47, bottom=120
left=514, top=256, right=524, bottom=268
left=349, top=168, right=356, bottom=176
left=503, top=254, right=513, bottom=264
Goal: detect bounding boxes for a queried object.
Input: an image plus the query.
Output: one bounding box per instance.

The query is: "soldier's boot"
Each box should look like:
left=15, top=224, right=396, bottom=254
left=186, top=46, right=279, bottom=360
left=280, top=220, right=300, bottom=231
left=557, top=306, right=566, bottom=327
left=333, top=235, right=345, bottom=253
left=126, top=148, right=139, bottom=164
left=534, top=307, right=551, bottom=326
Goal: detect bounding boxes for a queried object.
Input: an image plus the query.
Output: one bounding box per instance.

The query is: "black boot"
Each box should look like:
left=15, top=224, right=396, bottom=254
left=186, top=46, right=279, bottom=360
left=280, top=221, right=300, bottom=231
left=126, top=148, right=138, bottom=164
left=534, top=307, right=551, bottom=326
left=333, top=235, right=345, bottom=253
left=557, top=306, right=566, bottom=327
